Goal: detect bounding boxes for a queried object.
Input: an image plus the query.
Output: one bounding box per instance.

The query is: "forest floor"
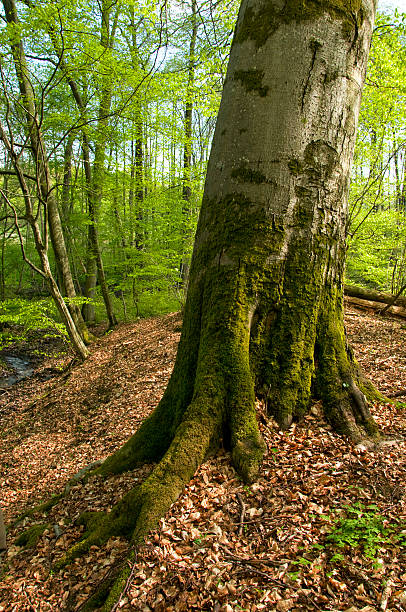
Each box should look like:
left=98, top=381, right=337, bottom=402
left=0, top=305, right=405, bottom=612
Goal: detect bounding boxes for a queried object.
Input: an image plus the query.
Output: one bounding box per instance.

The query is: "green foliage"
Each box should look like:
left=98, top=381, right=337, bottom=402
left=347, top=10, right=406, bottom=293
left=326, top=502, right=404, bottom=560
left=346, top=209, right=406, bottom=290
left=0, top=0, right=405, bottom=329
left=291, top=556, right=312, bottom=567
left=0, top=298, right=67, bottom=350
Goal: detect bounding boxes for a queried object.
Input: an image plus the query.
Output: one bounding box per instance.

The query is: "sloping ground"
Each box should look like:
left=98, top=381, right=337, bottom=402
left=0, top=308, right=405, bottom=612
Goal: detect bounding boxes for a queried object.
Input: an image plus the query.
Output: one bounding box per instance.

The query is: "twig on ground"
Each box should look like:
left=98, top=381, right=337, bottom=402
left=110, top=550, right=138, bottom=612
left=233, top=565, right=287, bottom=588
left=380, top=573, right=394, bottom=611
left=236, top=492, right=246, bottom=537
left=218, top=544, right=290, bottom=567
left=388, top=390, right=406, bottom=398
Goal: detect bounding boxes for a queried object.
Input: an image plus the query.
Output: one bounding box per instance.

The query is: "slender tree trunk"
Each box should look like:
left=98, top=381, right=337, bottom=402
left=128, top=14, right=145, bottom=252
left=81, top=0, right=118, bottom=327
left=44, top=1, right=117, bottom=327
left=0, top=124, right=89, bottom=359
left=134, top=116, right=144, bottom=251
left=55, top=132, right=75, bottom=294
left=2, top=0, right=90, bottom=343
left=61, top=133, right=74, bottom=223
left=0, top=224, right=6, bottom=301
left=56, top=0, right=380, bottom=607
left=180, top=0, right=198, bottom=285
left=0, top=172, right=9, bottom=301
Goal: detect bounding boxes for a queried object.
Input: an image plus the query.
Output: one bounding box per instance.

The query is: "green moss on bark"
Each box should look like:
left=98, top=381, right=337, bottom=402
left=315, top=290, right=379, bottom=441
left=13, top=494, right=62, bottom=526
left=235, top=0, right=364, bottom=49
left=233, top=69, right=269, bottom=96
left=15, top=523, right=49, bottom=548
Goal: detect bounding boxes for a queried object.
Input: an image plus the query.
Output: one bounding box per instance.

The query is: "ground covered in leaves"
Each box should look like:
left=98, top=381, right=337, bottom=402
left=0, top=306, right=405, bottom=611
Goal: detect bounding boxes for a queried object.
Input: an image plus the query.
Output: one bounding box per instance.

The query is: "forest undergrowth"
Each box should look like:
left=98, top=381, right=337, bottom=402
left=0, top=305, right=405, bottom=611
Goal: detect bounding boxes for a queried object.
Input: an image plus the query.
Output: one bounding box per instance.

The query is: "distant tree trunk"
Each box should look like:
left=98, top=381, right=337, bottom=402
left=2, top=0, right=90, bottom=344
left=81, top=0, right=118, bottom=327
left=134, top=117, right=144, bottom=251
left=45, top=0, right=117, bottom=327
left=128, top=139, right=136, bottom=247
left=61, top=133, right=74, bottom=223
left=128, top=13, right=145, bottom=252
left=0, top=124, right=89, bottom=359
left=180, top=0, right=198, bottom=285
left=393, top=137, right=406, bottom=212
left=0, top=221, right=6, bottom=301
left=127, top=117, right=144, bottom=251
left=345, top=283, right=406, bottom=309
left=0, top=170, right=9, bottom=301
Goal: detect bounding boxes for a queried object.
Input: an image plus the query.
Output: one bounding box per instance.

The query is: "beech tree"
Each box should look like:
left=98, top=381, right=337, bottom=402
left=55, top=0, right=381, bottom=607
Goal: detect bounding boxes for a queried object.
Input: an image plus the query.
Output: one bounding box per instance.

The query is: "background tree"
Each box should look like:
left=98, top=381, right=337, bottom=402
left=347, top=12, right=406, bottom=293
left=0, top=0, right=91, bottom=345
left=0, top=0, right=234, bottom=325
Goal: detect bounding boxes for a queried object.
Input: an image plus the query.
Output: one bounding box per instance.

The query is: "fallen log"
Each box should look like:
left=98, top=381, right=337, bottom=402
left=344, top=295, right=406, bottom=319
left=345, top=284, right=406, bottom=310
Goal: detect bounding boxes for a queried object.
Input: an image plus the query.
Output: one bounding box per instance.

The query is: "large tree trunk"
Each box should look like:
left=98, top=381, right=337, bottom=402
left=56, top=0, right=380, bottom=607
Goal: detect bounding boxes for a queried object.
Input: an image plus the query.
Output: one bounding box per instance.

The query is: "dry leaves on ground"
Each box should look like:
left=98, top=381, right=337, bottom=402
left=0, top=307, right=405, bottom=611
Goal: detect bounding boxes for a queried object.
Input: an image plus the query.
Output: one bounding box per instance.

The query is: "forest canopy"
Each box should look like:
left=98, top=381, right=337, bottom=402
left=0, top=0, right=404, bottom=341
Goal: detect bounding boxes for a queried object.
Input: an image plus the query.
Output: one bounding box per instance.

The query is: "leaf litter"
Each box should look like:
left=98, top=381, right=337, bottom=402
left=0, top=307, right=405, bottom=611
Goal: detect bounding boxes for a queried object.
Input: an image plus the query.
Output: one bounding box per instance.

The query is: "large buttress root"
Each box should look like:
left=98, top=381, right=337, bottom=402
left=315, top=293, right=380, bottom=441
left=55, top=325, right=266, bottom=607
left=55, top=395, right=223, bottom=569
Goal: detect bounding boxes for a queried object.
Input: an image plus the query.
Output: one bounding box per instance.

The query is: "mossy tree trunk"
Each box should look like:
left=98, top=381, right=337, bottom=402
left=57, top=0, right=380, bottom=607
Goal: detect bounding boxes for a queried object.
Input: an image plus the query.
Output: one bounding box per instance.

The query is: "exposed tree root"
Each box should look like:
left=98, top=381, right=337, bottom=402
left=53, top=332, right=267, bottom=609
left=315, top=297, right=380, bottom=442
left=48, top=286, right=385, bottom=611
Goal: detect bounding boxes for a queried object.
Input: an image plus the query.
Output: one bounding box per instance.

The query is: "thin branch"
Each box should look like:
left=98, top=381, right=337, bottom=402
left=0, top=169, right=36, bottom=182
left=0, top=187, right=45, bottom=278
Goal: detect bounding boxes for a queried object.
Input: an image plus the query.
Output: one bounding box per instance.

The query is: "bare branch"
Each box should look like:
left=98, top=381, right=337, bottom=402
left=0, top=186, right=45, bottom=278
left=0, top=169, right=36, bottom=182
